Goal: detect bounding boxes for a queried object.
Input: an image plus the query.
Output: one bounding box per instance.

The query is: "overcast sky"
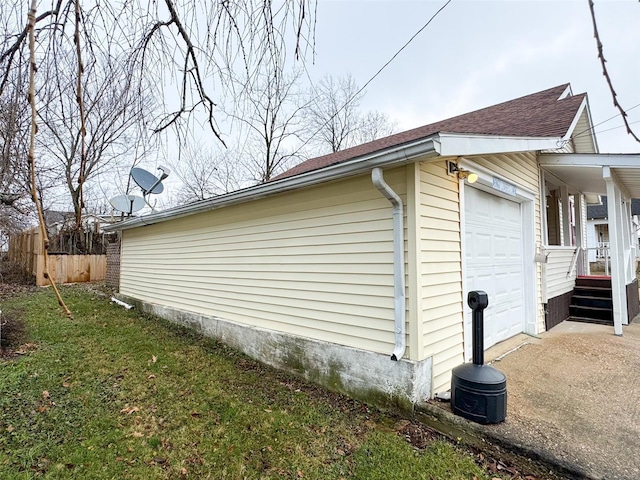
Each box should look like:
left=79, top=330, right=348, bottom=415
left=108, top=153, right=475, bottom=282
left=304, top=0, right=640, bottom=153
left=125, top=0, right=639, bottom=210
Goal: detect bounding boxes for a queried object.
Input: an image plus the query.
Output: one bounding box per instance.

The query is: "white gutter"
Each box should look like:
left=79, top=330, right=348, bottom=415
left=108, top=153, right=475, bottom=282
left=371, top=168, right=406, bottom=361
left=104, top=132, right=569, bottom=233
left=104, top=137, right=440, bottom=232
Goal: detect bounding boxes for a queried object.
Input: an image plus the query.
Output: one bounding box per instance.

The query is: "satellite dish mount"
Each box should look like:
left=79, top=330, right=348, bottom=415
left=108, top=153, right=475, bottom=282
left=129, top=165, right=171, bottom=210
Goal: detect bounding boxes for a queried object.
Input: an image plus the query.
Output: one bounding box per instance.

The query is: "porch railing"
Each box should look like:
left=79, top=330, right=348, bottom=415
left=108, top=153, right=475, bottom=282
left=596, top=241, right=610, bottom=259
left=585, top=246, right=611, bottom=276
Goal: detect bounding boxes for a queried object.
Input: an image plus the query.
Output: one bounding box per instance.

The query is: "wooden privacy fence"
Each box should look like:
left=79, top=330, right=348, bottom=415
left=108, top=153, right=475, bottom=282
left=8, top=227, right=106, bottom=286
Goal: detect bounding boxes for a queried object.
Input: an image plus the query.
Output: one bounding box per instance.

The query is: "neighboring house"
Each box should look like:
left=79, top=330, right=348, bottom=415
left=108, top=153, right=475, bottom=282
left=43, top=210, right=117, bottom=235
left=105, top=84, right=640, bottom=410
left=585, top=196, right=640, bottom=263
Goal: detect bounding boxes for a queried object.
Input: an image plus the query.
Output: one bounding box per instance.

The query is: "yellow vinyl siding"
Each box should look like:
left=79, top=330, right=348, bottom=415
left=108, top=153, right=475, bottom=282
left=121, top=169, right=408, bottom=357
left=418, top=159, right=464, bottom=394
left=470, top=153, right=538, bottom=192
left=572, top=109, right=597, bottom=153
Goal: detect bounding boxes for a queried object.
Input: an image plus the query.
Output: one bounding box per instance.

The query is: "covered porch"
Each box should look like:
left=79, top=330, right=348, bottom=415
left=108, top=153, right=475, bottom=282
left=539, top=153, right=640, bottom=335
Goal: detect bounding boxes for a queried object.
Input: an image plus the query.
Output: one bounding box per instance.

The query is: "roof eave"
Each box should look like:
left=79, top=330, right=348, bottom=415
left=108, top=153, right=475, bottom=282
left=436, top=132, right=563, bottom=156
left=105, top=136, right=441, bottom=232
left=107, top=133, right=569, bottom=233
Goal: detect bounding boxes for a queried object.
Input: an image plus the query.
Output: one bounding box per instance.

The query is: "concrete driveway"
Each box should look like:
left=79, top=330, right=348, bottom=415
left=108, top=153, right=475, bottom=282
left=423, top=319, right=640, bottom=480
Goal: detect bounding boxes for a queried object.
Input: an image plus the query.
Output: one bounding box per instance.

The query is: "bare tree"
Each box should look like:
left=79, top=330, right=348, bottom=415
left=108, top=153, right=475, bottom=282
left=0, top=80, right=27, bottom=205
left=228, top=67, right=308, bottom=183
left=353, top=110, right=396, bottom=146
left=305, top=74, right=361, bottom=153
left=1, top=1, right=315, bottom=125
left=304, top=74, right=396, bottom=154
left=170, top=143, right=246, bottom=204
left=0, top=65, right=32, bottom=237
left=0, top=0, right=317, bottom=216
left=37, top=48, right=147, bottom=230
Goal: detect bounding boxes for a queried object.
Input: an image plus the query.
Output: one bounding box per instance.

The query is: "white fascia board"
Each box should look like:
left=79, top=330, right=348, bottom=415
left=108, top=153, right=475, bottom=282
left=558, top=84, right=573, bottom=99
left=435, top=132, right=561, bottom=156
left=104, top=137, right=440, bottom=232
left=540, top=153, right=640, bottom=168
left=582, top=96, right=599, bottom=153
left=560, top=96, right=587, bottom=142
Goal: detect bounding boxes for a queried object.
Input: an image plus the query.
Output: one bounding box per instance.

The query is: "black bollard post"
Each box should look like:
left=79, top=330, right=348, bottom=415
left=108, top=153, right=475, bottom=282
left=468, top=291, right=488, bottom=365
left=450, top=290, right=507, bottom=424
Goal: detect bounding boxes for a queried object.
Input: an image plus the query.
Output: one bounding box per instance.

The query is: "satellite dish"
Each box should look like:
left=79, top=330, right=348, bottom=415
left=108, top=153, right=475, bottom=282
left=130, top=166, right=170, bottom=195
left=110, top=194, right=145, bottom=214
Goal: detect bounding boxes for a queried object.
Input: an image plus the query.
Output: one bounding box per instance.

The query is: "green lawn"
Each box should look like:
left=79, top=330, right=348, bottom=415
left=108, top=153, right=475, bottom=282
left=0, top=285, right=501, bottom=479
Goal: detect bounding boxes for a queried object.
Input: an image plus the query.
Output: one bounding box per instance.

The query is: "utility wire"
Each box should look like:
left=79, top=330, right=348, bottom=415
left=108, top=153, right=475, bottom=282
left=584, top=118, right=640, bottom=138
left=291, top=0, right=453, bottom=159
left=572, top=102, right=640, bottom=140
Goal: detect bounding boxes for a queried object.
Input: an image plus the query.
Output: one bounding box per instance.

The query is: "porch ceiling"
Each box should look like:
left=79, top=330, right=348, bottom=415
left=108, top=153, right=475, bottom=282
left=539, top=153, right=640, bottom=198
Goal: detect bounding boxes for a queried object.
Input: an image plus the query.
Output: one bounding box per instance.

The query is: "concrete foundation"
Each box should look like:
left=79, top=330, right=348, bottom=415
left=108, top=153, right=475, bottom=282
left=118, top=295, right=433, bottom=411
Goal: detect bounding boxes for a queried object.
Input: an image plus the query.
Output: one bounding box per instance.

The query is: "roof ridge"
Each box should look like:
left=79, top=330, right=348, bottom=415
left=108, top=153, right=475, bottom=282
left=273, top=83, right=581, bottom=181
left=434, top=83, right=571, bottom=120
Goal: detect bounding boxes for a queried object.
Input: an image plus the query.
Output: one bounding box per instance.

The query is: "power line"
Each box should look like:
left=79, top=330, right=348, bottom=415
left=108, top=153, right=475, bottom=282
left=572, top=102, right=640, bottom=140
left=292, top=0, right=453, bottom=159
left=586, top=118, right=640, bottom=137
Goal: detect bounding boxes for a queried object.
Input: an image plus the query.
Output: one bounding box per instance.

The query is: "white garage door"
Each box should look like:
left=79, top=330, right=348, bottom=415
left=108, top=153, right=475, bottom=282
left=464, top=186, right=525, bottom=358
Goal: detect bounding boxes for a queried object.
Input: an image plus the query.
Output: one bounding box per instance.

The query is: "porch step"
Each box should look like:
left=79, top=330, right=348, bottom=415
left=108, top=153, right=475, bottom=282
left=575, top=276, right=612, bottom=288
left=569, top=276, right=614, bottom=325
left=568, top=316, right=614, bottom=326
left=569, top=305, right=613, bottom=321
left=571, top=295, right=613, bottom=309
left=573, top=286, right=612, bottom=298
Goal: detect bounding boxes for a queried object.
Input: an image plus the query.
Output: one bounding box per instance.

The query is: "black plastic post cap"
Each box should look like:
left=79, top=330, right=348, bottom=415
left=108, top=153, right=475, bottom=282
left=468, top=290, right=489, bottom=310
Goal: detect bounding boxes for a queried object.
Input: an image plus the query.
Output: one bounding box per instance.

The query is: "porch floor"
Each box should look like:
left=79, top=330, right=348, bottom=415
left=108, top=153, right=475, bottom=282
left=427, top=318, right=640, bottom=479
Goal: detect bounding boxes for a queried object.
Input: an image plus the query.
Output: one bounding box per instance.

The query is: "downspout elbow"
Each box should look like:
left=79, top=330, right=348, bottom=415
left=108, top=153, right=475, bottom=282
left=372, top=167, right=406, bottom=361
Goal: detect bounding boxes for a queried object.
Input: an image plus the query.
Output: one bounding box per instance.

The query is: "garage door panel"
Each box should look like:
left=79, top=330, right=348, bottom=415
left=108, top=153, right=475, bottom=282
left=464, top=186, right=525, bottom=355
left=465, top=232, right=492, bottom=258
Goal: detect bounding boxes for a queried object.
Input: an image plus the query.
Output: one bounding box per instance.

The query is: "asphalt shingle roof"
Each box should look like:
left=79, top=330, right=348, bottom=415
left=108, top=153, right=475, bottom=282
left=275, top=84, right=585, bottom=181
left=587, top=196, right=640, bottom=219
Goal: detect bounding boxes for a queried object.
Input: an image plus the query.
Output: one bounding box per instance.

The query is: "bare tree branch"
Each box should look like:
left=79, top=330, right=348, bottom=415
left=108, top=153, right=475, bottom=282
left=0, top=0, right=65, bottom=96
left=589, top=0, right=640, bottom=143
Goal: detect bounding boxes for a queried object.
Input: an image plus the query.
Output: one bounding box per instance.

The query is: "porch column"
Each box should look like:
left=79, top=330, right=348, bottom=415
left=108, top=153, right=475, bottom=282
left=560, top=186, right=572, bottom=246
left=632, top=213, right=640, bottom=266
left=622, top=197, right=633, bottom=284
left=574, top=194, right=586, bottom=275
left=603, top=167, right=628, bottom=335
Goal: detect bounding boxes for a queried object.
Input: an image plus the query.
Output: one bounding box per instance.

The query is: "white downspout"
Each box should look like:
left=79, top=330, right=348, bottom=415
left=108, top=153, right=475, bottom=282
left=372, top=168, right=405, bottom=361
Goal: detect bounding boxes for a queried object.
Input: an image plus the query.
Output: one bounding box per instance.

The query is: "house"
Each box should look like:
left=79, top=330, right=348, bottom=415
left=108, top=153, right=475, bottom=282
left=585, top=196, right=640, bottom=266
left=105, top=84, right=640, bottom=410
